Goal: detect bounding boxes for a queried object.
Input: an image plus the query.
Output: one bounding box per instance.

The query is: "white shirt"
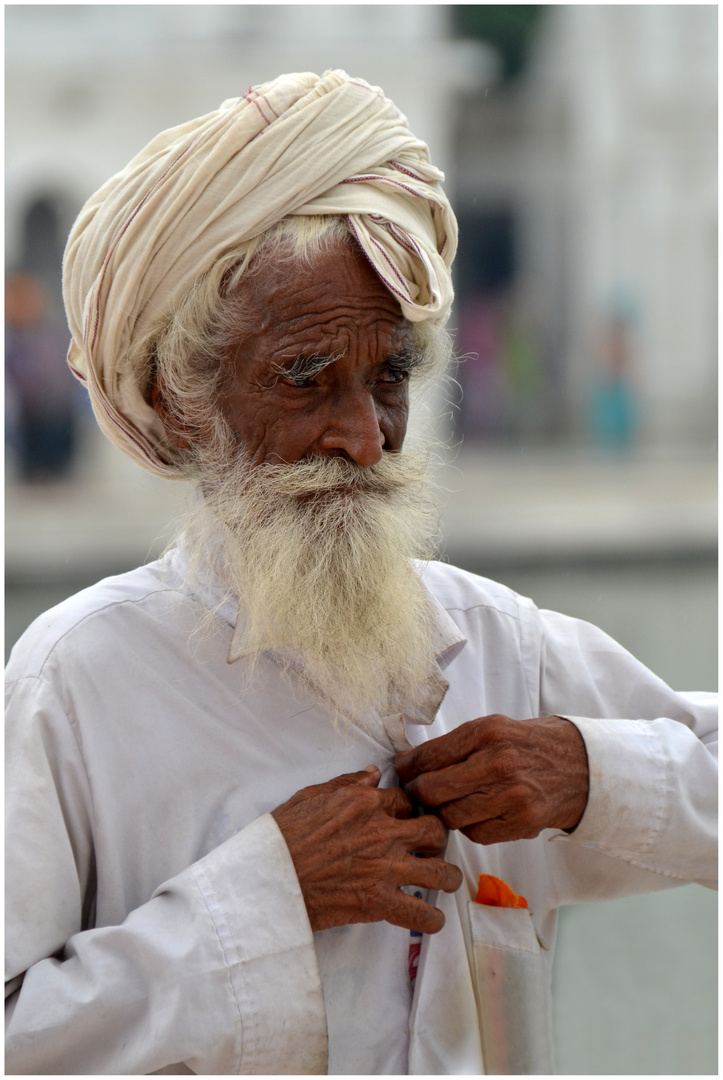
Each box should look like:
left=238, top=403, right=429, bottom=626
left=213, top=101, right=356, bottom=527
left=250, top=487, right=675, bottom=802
left=5, top=550, right=717, bottom=1074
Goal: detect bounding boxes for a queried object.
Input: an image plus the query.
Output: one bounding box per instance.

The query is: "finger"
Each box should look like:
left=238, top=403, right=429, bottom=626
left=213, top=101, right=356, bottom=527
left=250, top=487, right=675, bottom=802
left=377, top=785, right=415, bottom=819
left=436, top=781, right=542, bottom=834
left=385, top=890, right=446, bottom=935
left=395, top=717, right=504, bottom=781
left=461, top=808, right=544, bottom=845
left=405, top=757, right=495, bottom=807
left=322, top=765, right=382, bottom=791
left=461, top=819, right=522, bottom=845
left=401, top=855, right=463, bottom=895
left=435, top=792, right=501, bottom=831
left=393, top=812, right=449, bottom=856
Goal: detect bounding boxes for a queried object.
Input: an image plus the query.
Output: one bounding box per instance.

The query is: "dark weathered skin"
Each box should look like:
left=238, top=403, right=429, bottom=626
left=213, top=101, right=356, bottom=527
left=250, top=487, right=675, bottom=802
left=272, top=766, right=463, bottom=934
left=153, top=244, right=591, bottom=935
left=395, top=714, right=590, bottom=845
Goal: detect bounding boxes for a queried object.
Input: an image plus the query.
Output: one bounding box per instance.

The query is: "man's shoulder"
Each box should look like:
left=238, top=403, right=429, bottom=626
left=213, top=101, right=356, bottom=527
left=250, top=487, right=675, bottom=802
left=6, top=555, right=189, bottom=681
left=419, top=559, right=530, bottom=623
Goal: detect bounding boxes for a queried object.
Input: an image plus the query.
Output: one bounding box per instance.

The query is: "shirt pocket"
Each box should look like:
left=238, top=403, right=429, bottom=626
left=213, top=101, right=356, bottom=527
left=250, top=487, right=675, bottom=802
left=466, top=901, right=556, bottom=1075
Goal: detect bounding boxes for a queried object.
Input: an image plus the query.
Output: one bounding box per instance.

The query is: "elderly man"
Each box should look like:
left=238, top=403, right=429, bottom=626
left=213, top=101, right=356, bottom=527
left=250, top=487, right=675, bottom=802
left=5, top=71, right=716, bottom=1075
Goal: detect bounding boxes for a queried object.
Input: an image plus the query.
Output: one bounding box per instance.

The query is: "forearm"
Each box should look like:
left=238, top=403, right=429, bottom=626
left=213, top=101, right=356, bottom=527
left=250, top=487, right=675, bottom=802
left=6, top=815, right=327, bottom=1075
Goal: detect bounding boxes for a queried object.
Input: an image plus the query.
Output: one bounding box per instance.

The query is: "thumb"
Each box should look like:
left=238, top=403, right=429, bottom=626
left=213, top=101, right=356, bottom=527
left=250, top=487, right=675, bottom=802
left=327, top=764, right=381, bottom=789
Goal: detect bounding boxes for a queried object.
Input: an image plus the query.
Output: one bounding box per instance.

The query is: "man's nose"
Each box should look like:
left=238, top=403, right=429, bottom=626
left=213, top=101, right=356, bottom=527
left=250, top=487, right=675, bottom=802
left=316, top=390, right=385, bottom=466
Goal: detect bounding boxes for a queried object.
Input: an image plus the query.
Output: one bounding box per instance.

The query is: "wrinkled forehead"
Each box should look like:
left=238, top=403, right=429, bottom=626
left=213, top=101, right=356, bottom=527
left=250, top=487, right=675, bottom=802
left=228, top=242, right=413, bottom=359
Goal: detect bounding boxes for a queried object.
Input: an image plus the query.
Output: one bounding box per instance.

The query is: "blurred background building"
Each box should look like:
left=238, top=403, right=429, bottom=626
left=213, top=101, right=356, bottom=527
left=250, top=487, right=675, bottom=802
left=452, top=4, right=717, bottom=452
left=5, top=5, right=717, bottom=1074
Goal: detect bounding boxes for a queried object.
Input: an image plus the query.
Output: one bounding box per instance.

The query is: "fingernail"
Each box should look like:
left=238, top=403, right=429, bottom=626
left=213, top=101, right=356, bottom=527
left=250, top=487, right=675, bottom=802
left=362, top=764, right=379, bottom=773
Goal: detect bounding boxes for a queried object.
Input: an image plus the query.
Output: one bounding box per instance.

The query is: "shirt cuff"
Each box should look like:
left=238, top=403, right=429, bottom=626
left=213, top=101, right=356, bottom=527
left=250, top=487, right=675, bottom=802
left=188, top=813, right=328, bottom=1074
left=553, top=715, right=668, bottom=857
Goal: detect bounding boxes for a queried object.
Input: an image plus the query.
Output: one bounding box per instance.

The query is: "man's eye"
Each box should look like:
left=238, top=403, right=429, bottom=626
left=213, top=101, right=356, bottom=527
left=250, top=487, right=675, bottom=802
left=283, top=374, right=315, bottom=388
left=382, top=368, right=408, bottom=385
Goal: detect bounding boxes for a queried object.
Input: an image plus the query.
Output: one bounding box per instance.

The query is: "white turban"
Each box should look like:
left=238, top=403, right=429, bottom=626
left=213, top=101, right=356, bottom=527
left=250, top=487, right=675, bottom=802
left=63, top=70, right=458, bottom=478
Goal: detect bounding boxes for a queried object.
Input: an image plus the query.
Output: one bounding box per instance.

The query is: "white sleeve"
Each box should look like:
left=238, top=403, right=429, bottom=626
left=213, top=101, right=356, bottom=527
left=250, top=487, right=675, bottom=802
left=5, top=676, right=327, bottom=1076
left=520, top=605, right=717, bottom=898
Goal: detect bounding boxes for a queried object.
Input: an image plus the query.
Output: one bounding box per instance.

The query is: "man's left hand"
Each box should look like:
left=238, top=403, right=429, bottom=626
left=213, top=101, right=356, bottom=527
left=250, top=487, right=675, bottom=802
left=394, top=715, right=589, bottom=845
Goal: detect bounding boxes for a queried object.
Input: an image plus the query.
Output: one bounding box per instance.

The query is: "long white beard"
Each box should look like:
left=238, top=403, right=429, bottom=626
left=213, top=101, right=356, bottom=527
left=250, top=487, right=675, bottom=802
left=182, top=446, right=443, bottom=727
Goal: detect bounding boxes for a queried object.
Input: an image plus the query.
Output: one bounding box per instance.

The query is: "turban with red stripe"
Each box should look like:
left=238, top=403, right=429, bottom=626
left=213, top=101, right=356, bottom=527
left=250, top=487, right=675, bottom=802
left=63, top=70, right=457, bottom=477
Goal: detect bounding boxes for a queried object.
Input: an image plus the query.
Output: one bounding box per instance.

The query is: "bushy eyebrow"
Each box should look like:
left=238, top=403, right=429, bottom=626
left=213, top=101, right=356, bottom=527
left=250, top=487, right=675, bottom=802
left=268, top=346, right=426, bottom=385
left=269, top=353, right=343, bottom=383
left=385, top=348, right=426, bottom=375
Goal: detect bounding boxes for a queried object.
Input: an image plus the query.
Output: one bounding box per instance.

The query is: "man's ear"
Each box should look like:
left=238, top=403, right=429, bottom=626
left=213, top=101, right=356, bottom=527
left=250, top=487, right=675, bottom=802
left=149, top=377, right=194, bottom=451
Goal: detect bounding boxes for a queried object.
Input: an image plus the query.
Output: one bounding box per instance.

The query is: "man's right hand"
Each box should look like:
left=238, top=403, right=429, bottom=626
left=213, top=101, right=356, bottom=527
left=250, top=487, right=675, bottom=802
left=271, top=765, right=463, bottom=934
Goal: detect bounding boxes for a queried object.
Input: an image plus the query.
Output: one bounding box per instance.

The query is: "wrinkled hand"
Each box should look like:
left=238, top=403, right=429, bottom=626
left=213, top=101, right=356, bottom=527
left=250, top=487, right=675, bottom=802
left=271, top=766, right=463, bottom=934
left=395, top=715, right=590, bottom=845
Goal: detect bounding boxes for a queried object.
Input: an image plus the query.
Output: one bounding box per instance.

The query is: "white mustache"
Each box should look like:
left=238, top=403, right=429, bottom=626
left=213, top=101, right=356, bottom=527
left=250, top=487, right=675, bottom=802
left=228, top=450, right=430, bottom=497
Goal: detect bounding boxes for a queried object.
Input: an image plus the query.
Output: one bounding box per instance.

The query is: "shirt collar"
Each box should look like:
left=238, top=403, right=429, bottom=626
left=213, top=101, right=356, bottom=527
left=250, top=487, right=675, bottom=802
left=169, top=543, right=468, bottom=740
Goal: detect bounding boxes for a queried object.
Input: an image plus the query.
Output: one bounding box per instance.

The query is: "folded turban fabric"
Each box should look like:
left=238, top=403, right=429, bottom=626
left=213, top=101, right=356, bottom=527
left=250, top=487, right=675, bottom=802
left=63, top=69, right=458, bottom=478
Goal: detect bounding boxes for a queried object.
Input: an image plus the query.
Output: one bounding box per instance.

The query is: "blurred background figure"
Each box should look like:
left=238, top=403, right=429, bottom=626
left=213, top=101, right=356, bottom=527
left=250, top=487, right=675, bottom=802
left=5, top=273, right=79, bottom=483
left=457, top=294, right=513, bottom=441
left=588, top=304, right=639, bottom=453
left=5, top=5, right=717, bottom=1075
left=455, top=288, right=546, bottom=445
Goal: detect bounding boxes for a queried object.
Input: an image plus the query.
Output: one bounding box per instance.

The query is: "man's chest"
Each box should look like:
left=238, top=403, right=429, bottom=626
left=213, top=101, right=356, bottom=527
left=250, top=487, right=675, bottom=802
left=77, top=627, right=535, bottom=926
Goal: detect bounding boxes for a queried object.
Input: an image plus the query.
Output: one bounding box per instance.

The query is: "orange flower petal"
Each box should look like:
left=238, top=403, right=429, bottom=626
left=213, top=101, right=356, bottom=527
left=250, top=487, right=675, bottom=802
left=474, top=873, right=528, bottom=909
